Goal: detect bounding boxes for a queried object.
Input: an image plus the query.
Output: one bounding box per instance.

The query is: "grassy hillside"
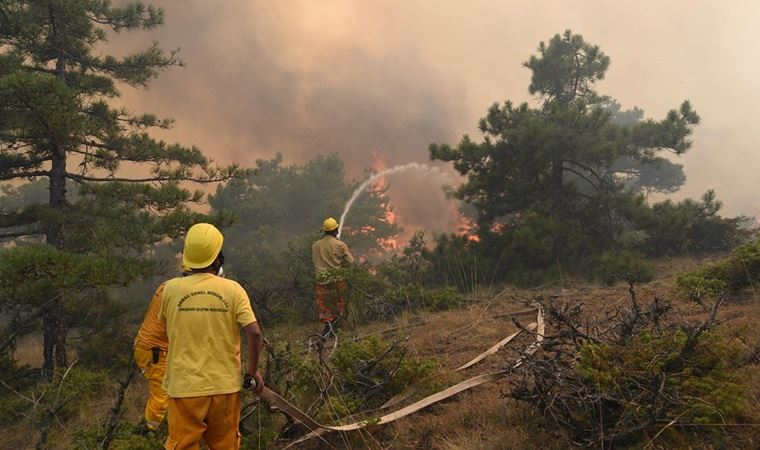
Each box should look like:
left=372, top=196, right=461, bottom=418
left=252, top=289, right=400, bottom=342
left=3, top=256, right=759, bottom=449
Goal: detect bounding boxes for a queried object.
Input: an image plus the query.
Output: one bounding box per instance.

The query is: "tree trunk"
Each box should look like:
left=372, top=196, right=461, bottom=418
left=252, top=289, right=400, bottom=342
left=42, top=53, right=68, bottom=378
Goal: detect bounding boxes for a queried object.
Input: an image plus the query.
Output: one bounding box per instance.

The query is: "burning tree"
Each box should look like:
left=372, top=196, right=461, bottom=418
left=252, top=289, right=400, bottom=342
left=0, top=0, right=243, bottom=376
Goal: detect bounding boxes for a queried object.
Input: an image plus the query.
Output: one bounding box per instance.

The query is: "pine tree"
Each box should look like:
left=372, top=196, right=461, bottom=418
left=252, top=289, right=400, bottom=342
left=430, top=30, right=700, bottom=236
left=0, top=1, right=244, bottom=376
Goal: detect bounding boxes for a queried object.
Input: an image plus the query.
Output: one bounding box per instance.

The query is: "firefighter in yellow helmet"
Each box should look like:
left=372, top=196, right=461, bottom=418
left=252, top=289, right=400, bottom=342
left=158, top=223, right=264, bottom=450
left=311, top=217, right=355, bottom=337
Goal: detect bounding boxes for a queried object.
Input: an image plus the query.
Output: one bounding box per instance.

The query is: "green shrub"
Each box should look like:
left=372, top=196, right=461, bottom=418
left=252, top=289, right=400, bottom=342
left=423, top=213, right=597, bottom=288
left=513, top=294, right=751, bottom=448
left=634, top=191, right=752, bottom=256
left=240, top=334, right=437, bottom=447
left=377, top=230, right=431, bottom=286
left=0, top=366, right=111, bottom=448
left=366, top=284, right=463, bottom=319
left=592, top=250, right=655, bottom=285
left=77, top=421, right=165, bottom=450
left=677, top=239, right=760, bottom=301
left=330, top=336, right=437, bottom=401
left=575, top=329, right=746, bottom=445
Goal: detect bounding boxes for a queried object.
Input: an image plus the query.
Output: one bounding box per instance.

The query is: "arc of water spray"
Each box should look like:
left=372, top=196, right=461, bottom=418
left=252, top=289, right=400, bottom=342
left=337, top=163, right=437, bottom=239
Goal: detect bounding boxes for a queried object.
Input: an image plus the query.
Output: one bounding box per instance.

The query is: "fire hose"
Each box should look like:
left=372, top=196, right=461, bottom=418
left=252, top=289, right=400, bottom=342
left=249, top=308, right=544, bottom=447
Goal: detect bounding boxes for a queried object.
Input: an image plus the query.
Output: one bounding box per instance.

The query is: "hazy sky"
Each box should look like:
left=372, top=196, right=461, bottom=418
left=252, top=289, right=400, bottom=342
left=115, top=1, right=760, bottom=232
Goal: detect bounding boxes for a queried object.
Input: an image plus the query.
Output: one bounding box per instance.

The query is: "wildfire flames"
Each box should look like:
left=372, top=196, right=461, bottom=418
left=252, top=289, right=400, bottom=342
left=370, top=153, right=401, bottom=251
left=356, top=152, right=481, bottom=254
left=455, top=213, right=480, bottom=242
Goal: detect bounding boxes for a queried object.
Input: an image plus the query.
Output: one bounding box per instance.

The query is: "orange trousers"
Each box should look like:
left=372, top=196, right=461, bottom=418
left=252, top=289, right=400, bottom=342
left=316, top=280, right=346, bottom=323
left=134, top=347, right=168, bottom=430
left=164, top=392, right=241, bottom=450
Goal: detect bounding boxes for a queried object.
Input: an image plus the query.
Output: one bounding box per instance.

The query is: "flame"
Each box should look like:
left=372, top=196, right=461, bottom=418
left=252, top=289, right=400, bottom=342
left=367, top=152, right=400, bottom=251
left=455, top=213, right=480, bottom=242
left=360, top=153, right=487, bottom=252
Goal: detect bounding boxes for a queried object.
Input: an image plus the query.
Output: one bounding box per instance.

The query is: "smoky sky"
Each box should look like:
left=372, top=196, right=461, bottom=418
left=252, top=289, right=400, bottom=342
left=115, top=0, right=760, bottom=233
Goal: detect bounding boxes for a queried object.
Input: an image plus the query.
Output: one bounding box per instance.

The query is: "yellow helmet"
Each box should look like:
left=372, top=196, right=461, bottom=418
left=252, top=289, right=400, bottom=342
left=322, top=217, right=339, bottom=232
left=182, top=223, right=224, bottom=269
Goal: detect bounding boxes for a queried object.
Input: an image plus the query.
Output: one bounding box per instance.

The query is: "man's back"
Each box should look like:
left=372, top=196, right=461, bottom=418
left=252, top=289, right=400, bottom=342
left=159, top=273, right=255, bottom=398
left=312, top=235, right=354, bottom=282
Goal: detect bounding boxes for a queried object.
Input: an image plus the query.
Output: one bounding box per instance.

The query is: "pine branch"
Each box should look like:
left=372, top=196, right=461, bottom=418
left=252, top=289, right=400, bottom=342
left=562, top=165, right=599, bottom=189
left=0, top=170, right=49, bottom=181
left=563, top=159, right=605, bottom=182
left=66, top=172, right=233, bottom=184
left=0, top=295, right=62, bottom=354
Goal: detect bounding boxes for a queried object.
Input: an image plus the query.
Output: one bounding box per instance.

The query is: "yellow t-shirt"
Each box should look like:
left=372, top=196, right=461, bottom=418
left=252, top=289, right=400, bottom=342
left=158, top=273, right=256, bottom=398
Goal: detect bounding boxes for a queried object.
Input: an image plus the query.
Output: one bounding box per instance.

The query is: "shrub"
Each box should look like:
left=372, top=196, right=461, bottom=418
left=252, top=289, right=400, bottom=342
left=592, top=250, right=655, bottom=285
left=0, top=366, right=110, bottom=448
left=377, top=231, right=431, bottom=286
left=577, top=330, right=745, bottom=436
left=363, top=285, right=463, bottom=320
left=676, top=239, right=760, bottom=301
left=634, top=191, right=752, bottom=256
left=511, top=293, right=751, bottom=448
left=421, top=214, right=590, bottom=288
left=240, top=334, right=437, bottom=447
left=329, top=336, right=437, bottom=410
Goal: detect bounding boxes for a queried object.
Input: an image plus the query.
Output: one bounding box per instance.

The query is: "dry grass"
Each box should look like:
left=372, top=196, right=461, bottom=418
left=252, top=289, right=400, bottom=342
left=14, top=334, right=44, bottom=367
left=4, top=255, right=760, bottom=449
left=293, top=257, right=760, bottom=449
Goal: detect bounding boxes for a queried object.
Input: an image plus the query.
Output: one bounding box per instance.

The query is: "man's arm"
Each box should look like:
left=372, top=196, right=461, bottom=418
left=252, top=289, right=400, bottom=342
left=244, top=321, right=264, bottom=394
left=341, top=243, right=355, bottom=266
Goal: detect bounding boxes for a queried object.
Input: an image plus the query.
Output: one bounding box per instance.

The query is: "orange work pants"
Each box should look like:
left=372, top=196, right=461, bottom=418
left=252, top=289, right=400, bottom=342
left=164, top=392, right=241, bottom=450
left=316, top=280, right=346, bottom=323
left=134, top=347, right=169, bottom=430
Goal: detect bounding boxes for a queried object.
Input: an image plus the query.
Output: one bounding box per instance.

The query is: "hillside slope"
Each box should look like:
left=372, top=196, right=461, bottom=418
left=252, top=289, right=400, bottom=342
left=273, top=258, right=760, bottom=449
left=4, top=257, right=758, bottom=449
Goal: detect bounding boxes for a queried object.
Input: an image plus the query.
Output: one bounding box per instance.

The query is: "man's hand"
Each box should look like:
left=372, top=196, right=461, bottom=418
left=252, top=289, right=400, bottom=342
left=244, top=371, right=264, bottom=395
left=243, top=322, right=264, bottom=394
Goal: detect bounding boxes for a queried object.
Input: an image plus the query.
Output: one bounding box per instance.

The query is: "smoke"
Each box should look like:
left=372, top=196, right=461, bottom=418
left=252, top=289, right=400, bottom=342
left=114, top=0, right=760, bottom=237
left=112, top=0, right=465, bottom=238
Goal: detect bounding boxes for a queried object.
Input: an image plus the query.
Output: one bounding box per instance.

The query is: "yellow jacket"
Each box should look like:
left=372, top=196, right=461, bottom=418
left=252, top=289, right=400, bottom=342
left=311, top=235, right=354, bottom=284
left=133, top=283, right=168, bottom=352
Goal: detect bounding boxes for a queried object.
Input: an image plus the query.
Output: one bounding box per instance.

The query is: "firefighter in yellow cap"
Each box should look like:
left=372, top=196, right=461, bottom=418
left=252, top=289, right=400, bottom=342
left=311, top=217, right=355, bottom=337
left=158, top=223, right=264, bottom=450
